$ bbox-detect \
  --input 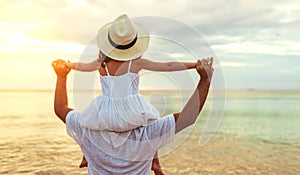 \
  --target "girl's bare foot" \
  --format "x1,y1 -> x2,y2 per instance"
151,158 -> 164,175
79,156 -> 88,168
